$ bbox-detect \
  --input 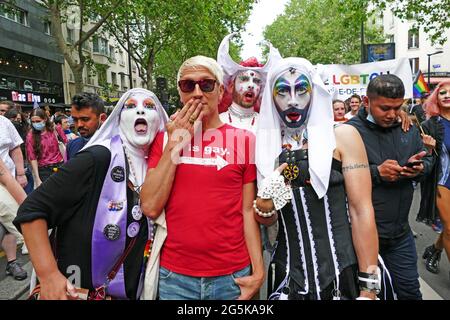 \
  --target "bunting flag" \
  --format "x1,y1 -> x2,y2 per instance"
33,99 -> 40,109
413,71 -> 430,98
